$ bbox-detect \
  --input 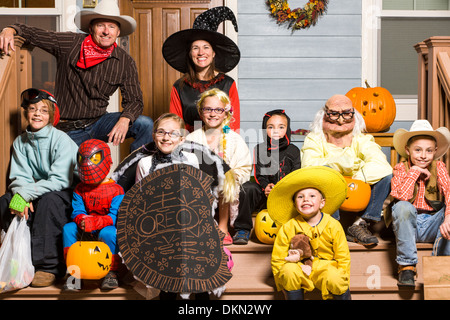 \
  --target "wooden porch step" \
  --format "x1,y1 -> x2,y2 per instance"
0,236 -> 434,300
219,238 -> 433,300
0,279 -> 144,300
